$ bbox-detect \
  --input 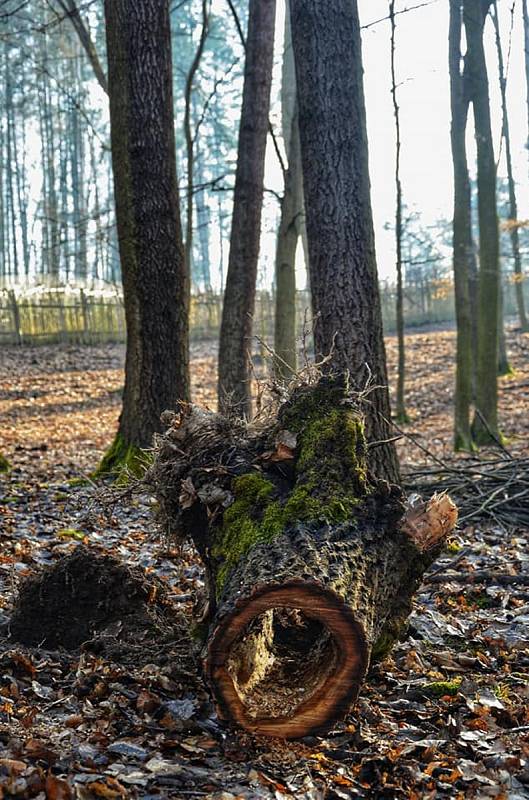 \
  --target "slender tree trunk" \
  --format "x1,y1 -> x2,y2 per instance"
497,278 -> 511,374
194,146 -> 212,290
274,115 -> 301,380
449,0 -> 474,450
464,0 -> 501,445
390,0 -> 408,423
58,0 -> 109,93
493,1 -> 528,332
39,34 -> 61,281
184,0 -> 209,282
0,118 -> 5,279
99,0 -> 189,476
13,88 -> 30,277
274,1 -> 302,380
4,42 -> 19,279
523,0 -> 529,151
70,55 -> 88,282
289,0 -> 400,484
218,0 -> 276,417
